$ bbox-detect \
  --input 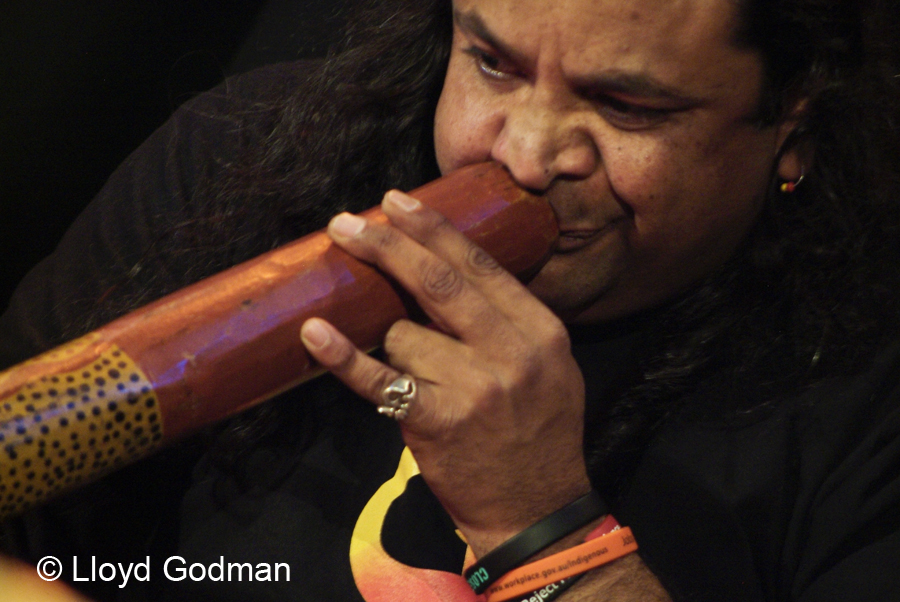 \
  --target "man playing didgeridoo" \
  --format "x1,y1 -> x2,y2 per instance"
2,0 -> 900,600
